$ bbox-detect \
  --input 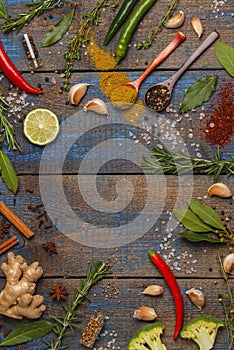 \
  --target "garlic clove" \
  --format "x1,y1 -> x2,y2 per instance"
191,16 -> 203,38
208,183 -> 232,198
133,306 -> 157,321
186,288 -> 205,310
165,10 -> 185,28
68,83 -> 89,105
223,253 -> 234,274
84,98 -> 108,115
142,285 -> 163,296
